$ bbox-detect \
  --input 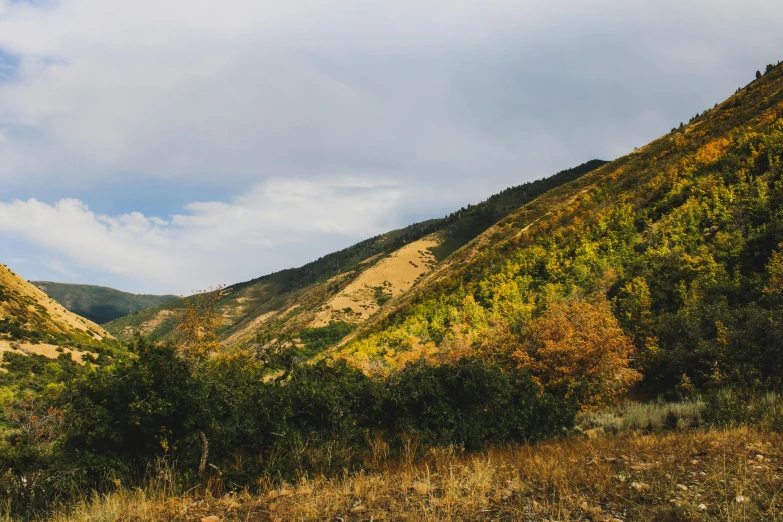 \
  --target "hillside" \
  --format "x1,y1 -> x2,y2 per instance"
104,159 -> 606,347
334,62 -> 783,396
31,281 -> 179,324
0,265 -> 115,362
